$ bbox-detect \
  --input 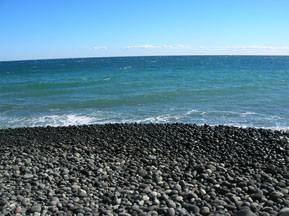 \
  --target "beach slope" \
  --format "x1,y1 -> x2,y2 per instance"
0,124 -> 289,215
